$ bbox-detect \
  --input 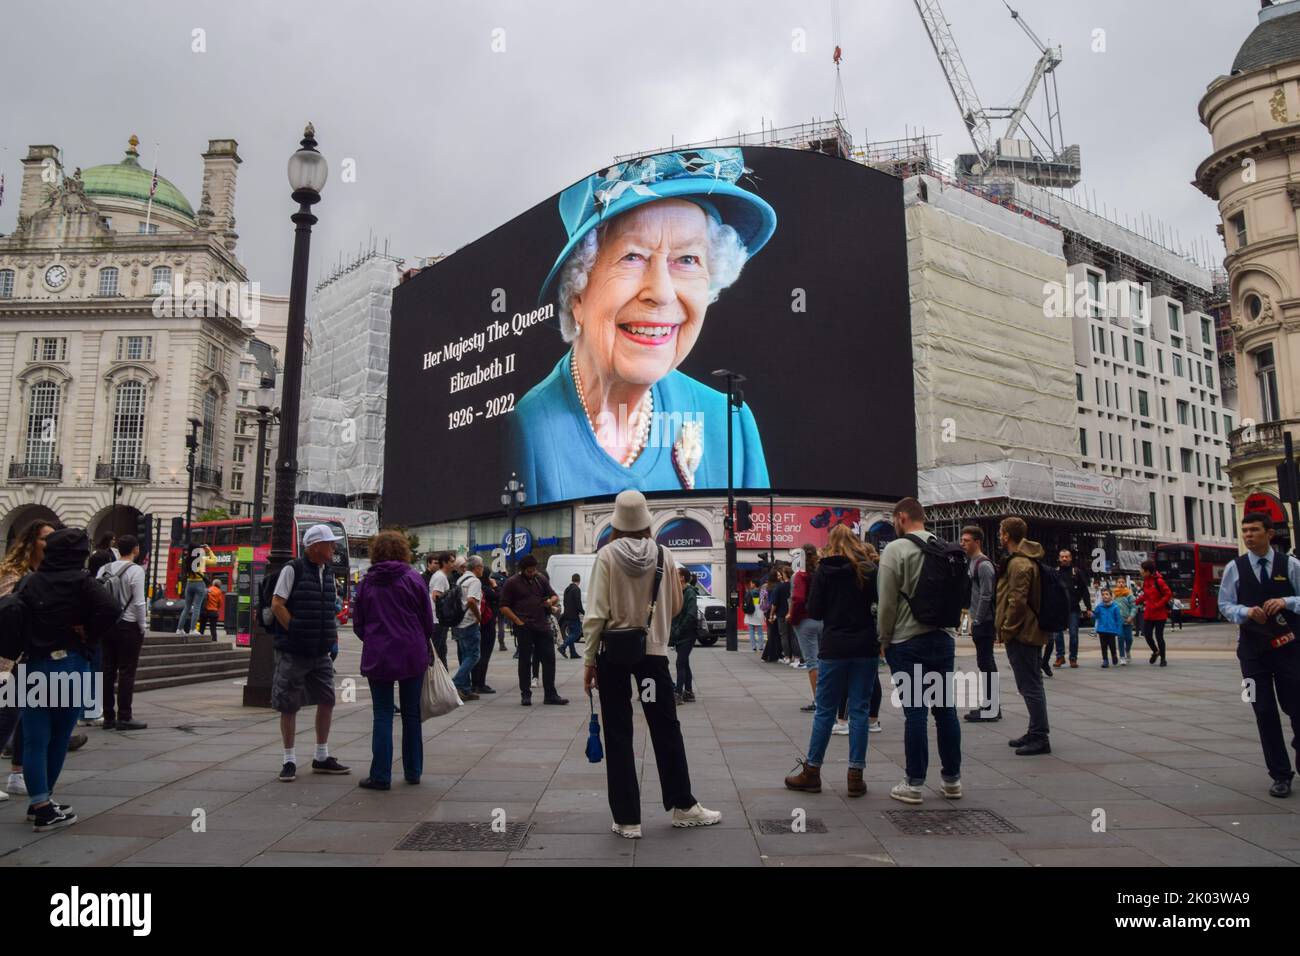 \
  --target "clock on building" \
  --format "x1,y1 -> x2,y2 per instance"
43,264 -> 69,290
